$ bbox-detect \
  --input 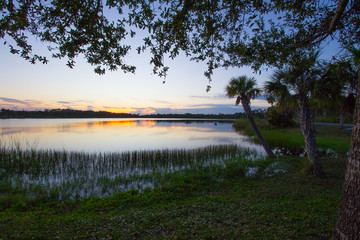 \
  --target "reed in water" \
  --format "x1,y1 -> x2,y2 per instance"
1,139 -> 283,201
